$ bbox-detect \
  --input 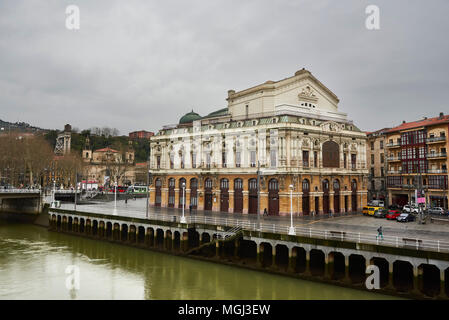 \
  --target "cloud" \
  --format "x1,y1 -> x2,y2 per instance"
0,0 -> 448,134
